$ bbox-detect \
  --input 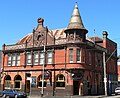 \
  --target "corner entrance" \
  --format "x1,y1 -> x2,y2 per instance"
73,81 -> 79,95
